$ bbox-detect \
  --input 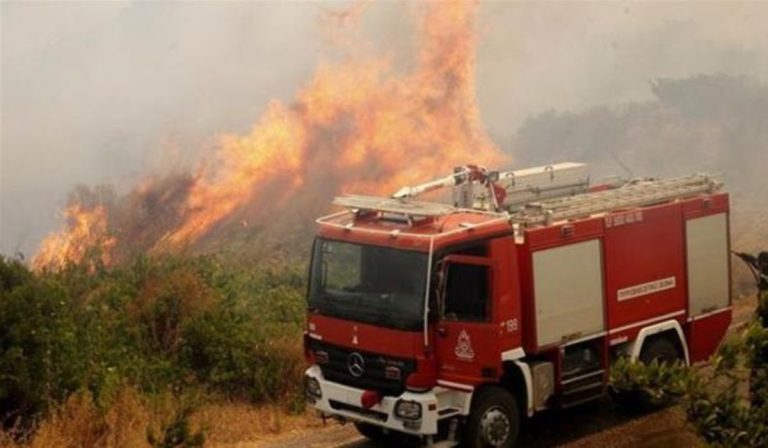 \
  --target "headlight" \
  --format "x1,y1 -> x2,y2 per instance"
305,376 -> 322,399
394,400 -> 422,420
